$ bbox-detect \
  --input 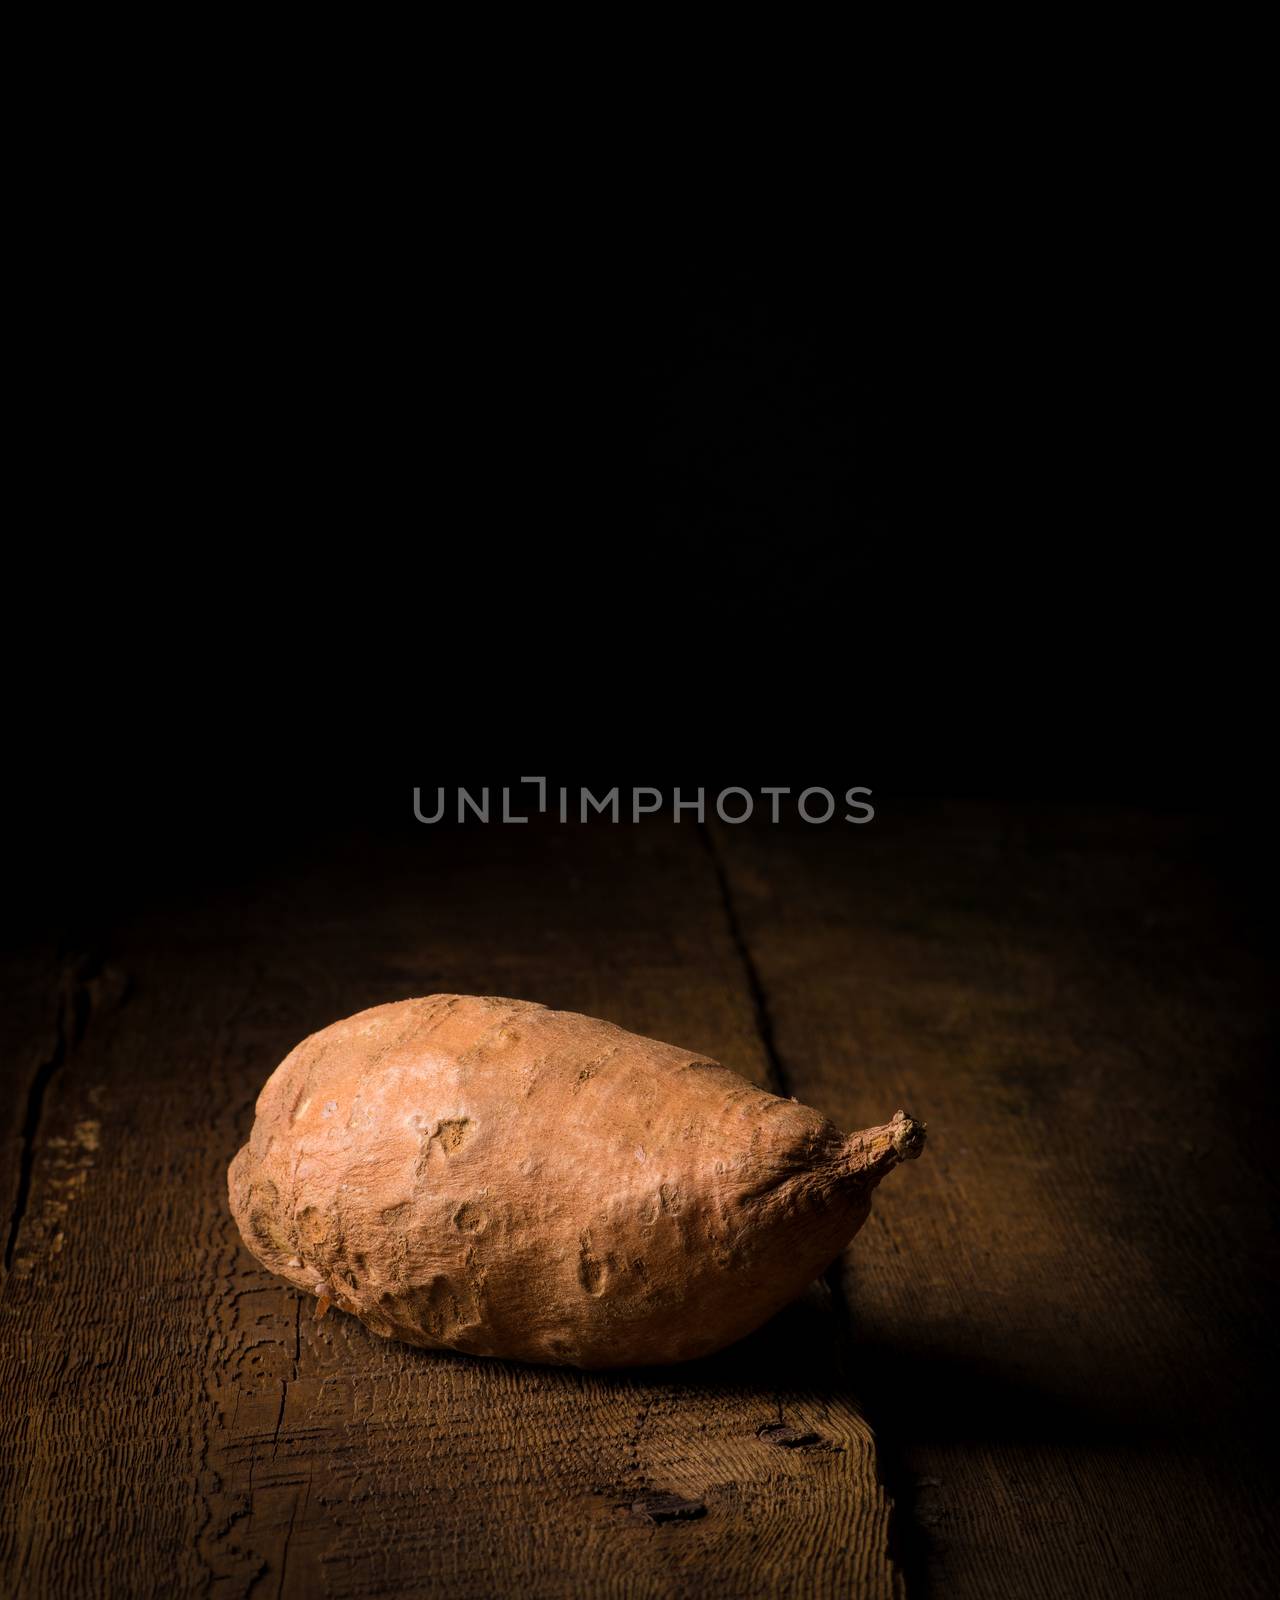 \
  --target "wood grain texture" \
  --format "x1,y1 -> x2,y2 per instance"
0,821 -> 903,1599
711,802 -> 1279,1600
